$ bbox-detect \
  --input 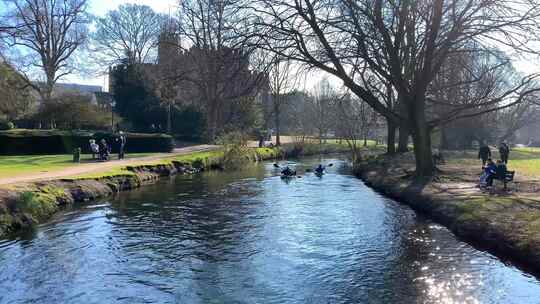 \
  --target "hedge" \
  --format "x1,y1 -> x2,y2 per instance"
0,129 -> 174,155
0,121 -> 15,130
